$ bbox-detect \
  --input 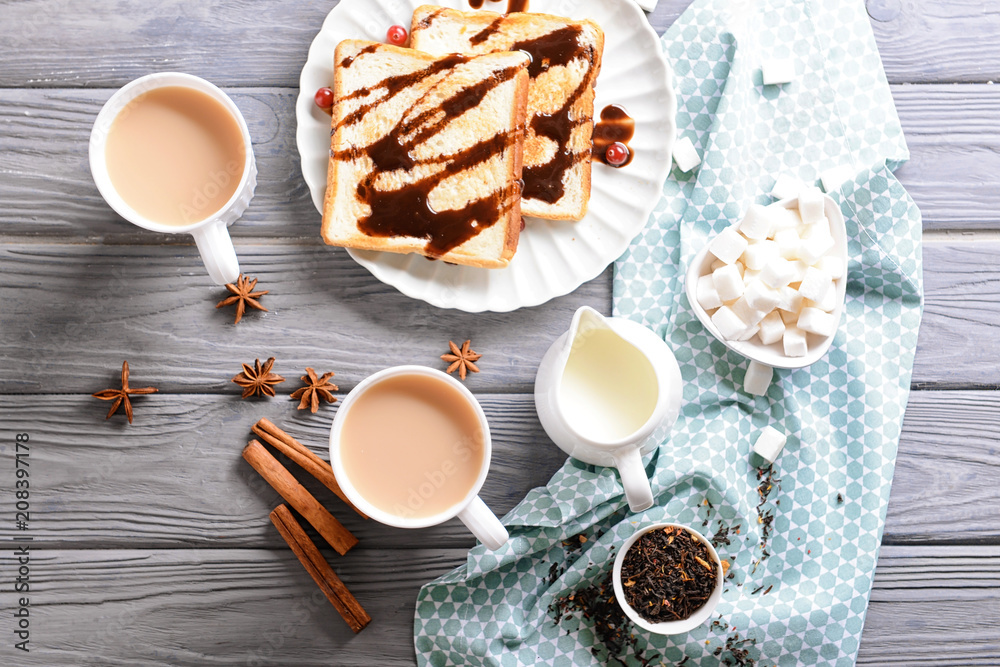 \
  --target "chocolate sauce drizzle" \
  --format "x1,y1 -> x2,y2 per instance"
592,104 -> 635,167
340,43 -> 379,69
331,51 -> 525,256
509,25 -> 596,204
